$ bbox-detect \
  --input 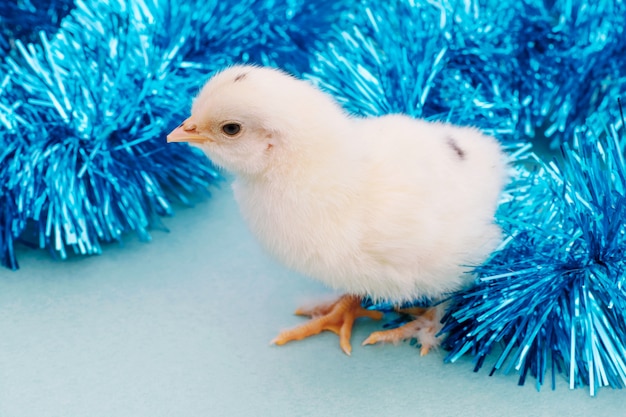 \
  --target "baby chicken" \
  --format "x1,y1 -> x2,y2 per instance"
168,65 -> 508,355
